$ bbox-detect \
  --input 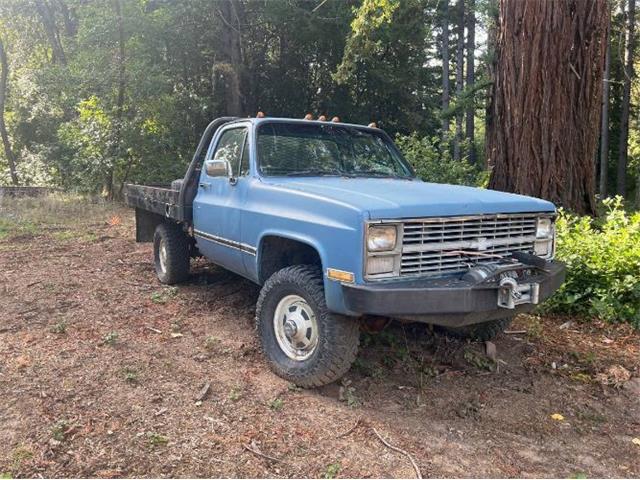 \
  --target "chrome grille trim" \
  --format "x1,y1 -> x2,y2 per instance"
400,213 -> 540,277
